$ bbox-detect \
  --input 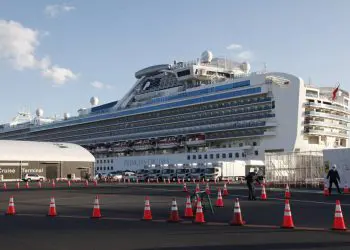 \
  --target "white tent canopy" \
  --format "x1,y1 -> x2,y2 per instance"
0,140 -> 95,162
